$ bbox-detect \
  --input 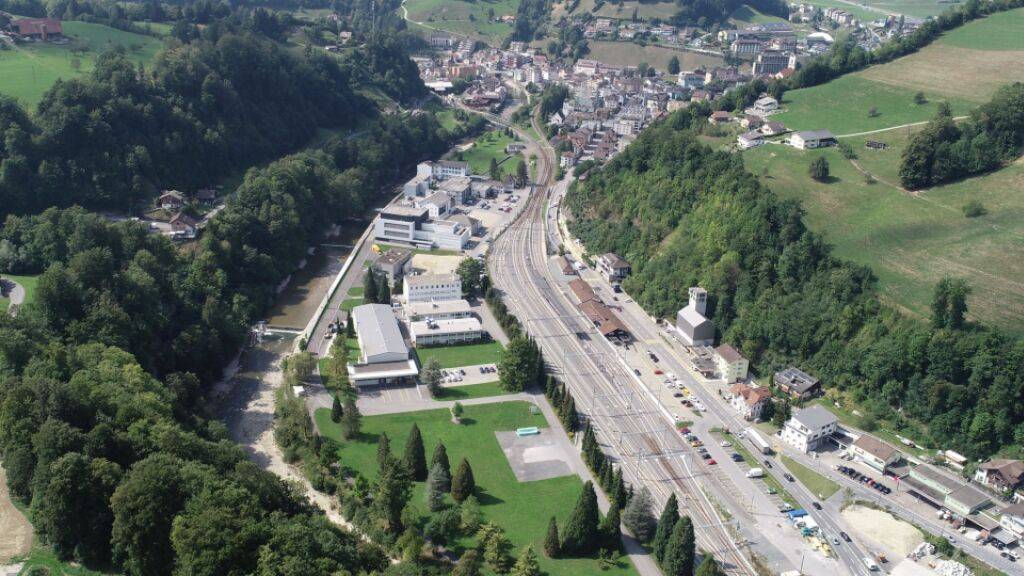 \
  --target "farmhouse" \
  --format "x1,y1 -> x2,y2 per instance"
169,213 -> 198,239
790,129 -> 836,149
13,18 -> 63,40
347,304 -> 419,386
709,111 -> 733,125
